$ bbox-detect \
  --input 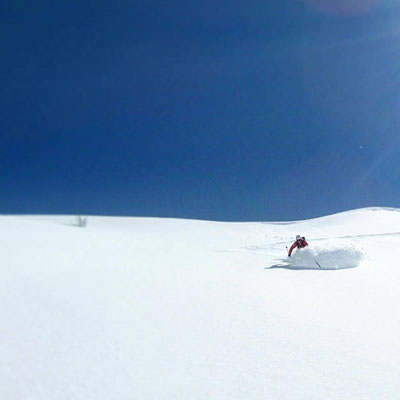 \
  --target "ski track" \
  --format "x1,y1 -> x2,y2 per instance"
235,230 -> 400,257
